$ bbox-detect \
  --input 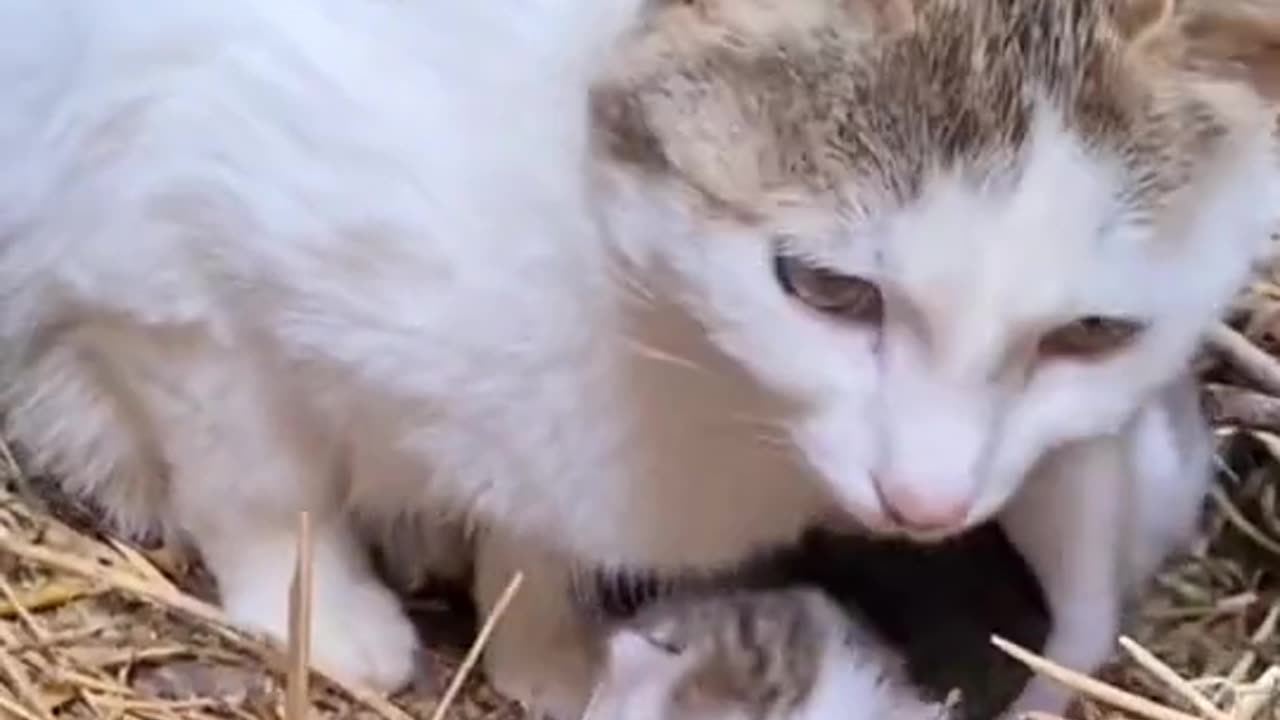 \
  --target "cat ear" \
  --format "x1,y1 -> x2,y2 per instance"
590,0 -> 914,176
1113,0 -> 1176,48
588,46 -> 765,217
589,84 -> 671,177
1118,0 -> 1280,103
1177,0 -> 1280,102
